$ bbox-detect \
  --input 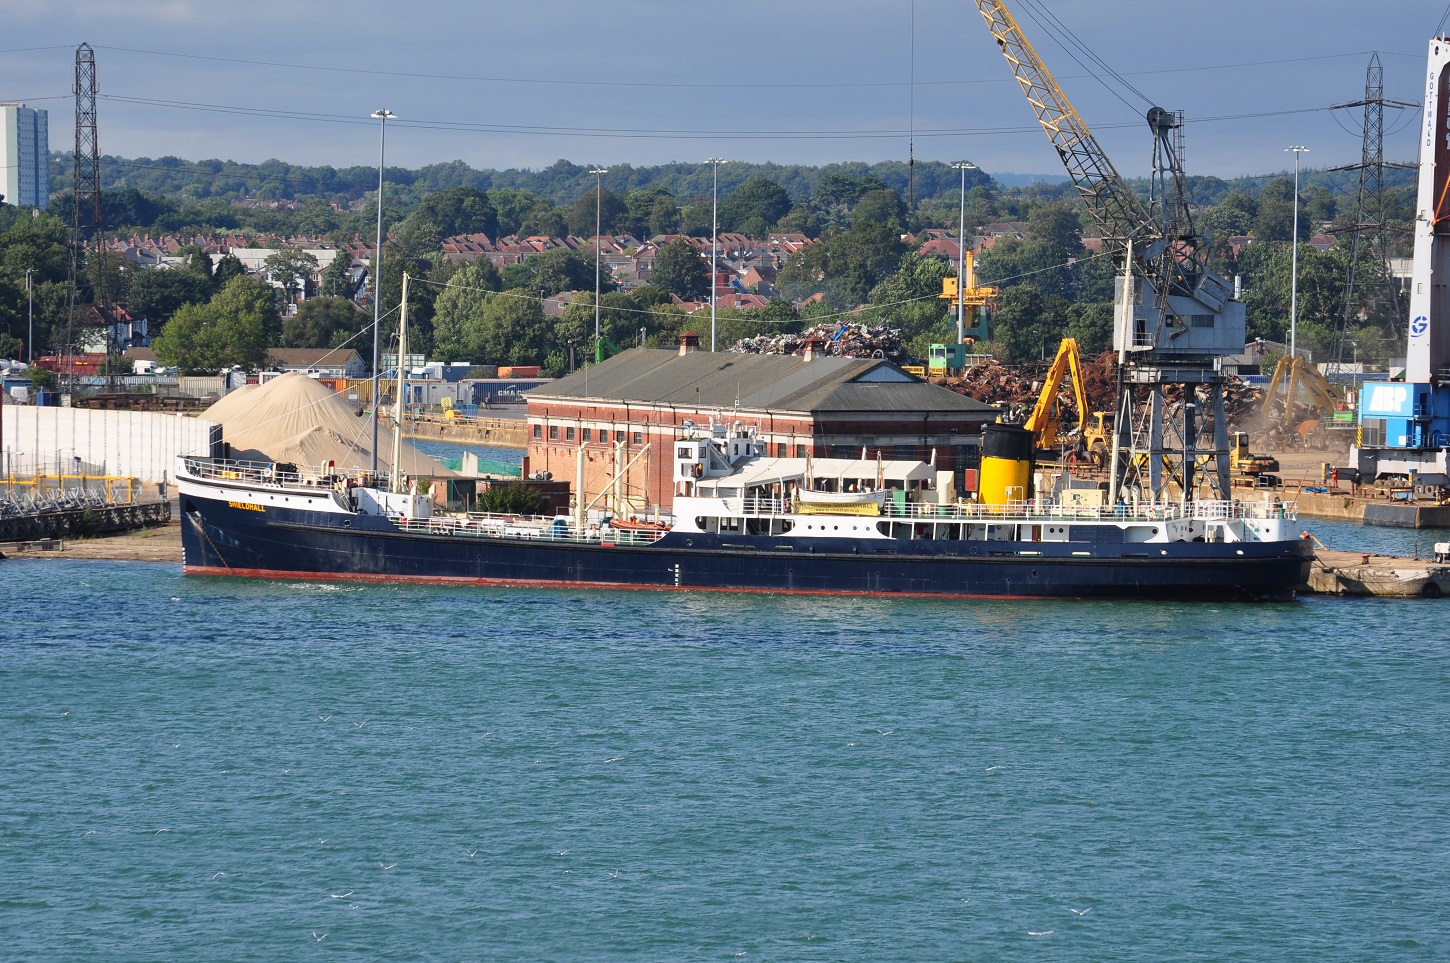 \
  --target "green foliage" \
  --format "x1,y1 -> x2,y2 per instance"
988,284 -> 1070,364
430,261 -> 502,361
478,481 -> 545,516
648,239 -> 709,299
568,188 -> 629,238
321,253 -> 356,299
128,268 -> 214,331
863,252 -> 952,347
151,277 -> 272,374
212,253 -> 248,290
27,365 -> 56,390
504,248 -> 611,299
283,296 -> 364,348
263,248 -> 319,308
851,188 -> 906,232
413,186 -> 498,239
718,177 -> 791,236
